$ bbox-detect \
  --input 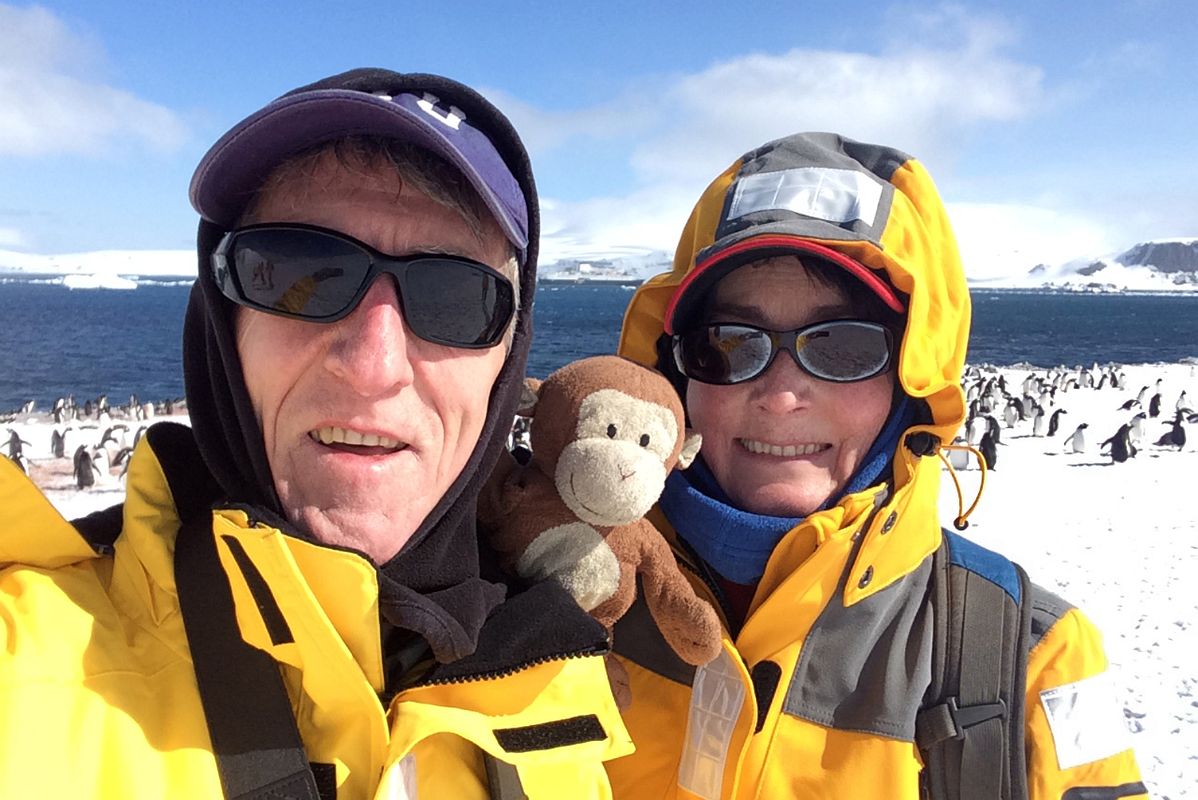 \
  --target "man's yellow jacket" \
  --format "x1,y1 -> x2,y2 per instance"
0,426 -> 632,798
